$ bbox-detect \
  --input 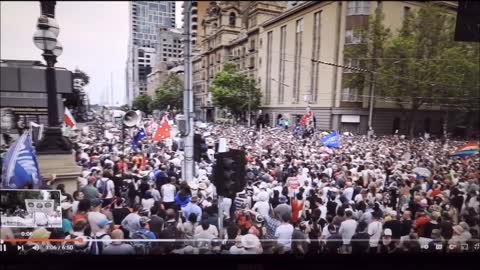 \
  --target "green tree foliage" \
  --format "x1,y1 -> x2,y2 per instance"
210,62 -> 262,120
73,68 -> 90,85
149,73 -> 183,112
343,5 -> 391,92
376,3 -> 480,136
132,94 -> 152,114
346,3 -> 480,137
